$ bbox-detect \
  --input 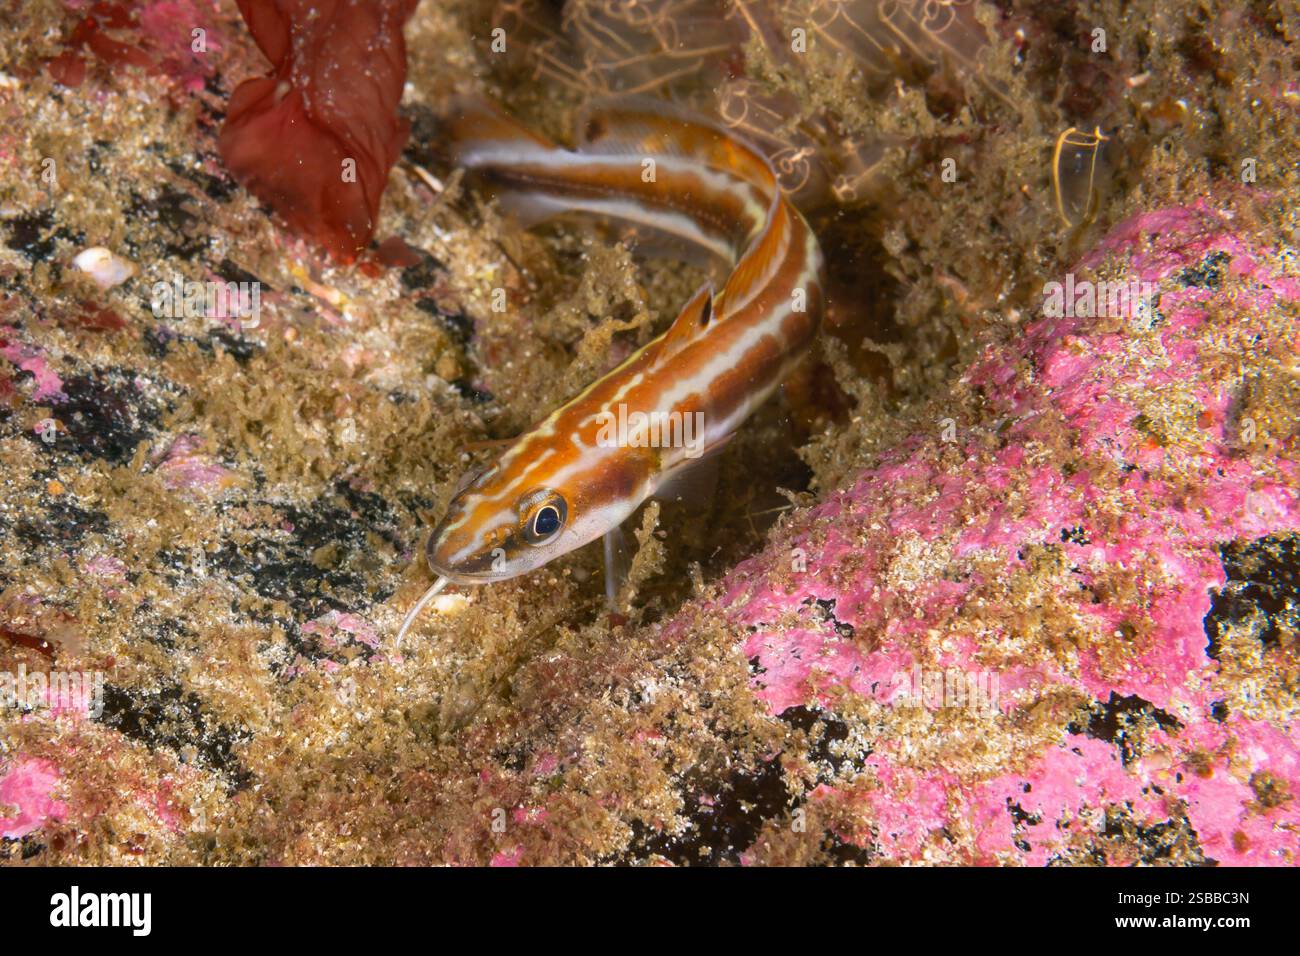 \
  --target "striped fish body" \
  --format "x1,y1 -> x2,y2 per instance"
424,98 -> 825,586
